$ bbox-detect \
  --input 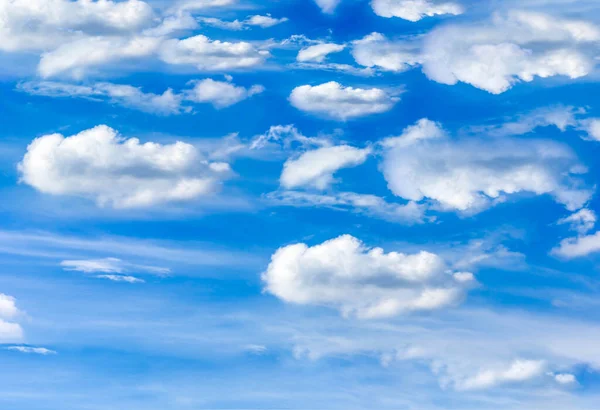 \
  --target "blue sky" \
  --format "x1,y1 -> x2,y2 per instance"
2,0 -> 600,409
